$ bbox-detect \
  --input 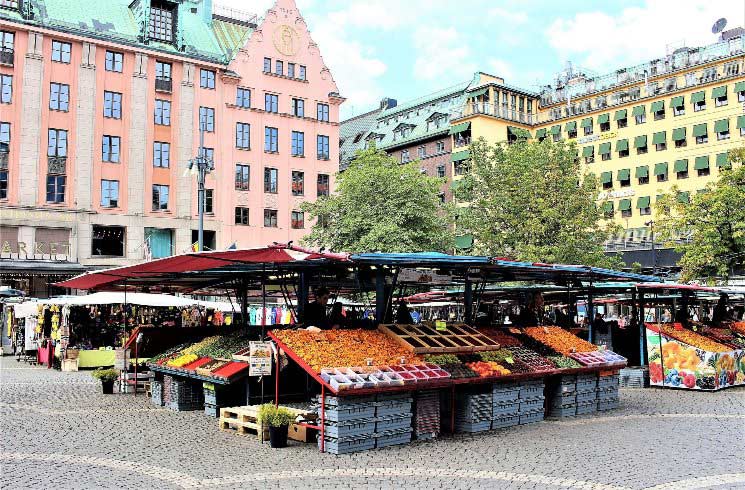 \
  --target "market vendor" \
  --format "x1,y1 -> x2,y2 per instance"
712,294 -> 731,324
513,292 -> 545,327
301,287 -> 331,329
395,299 -> 414,324
329,302 -> 347,329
